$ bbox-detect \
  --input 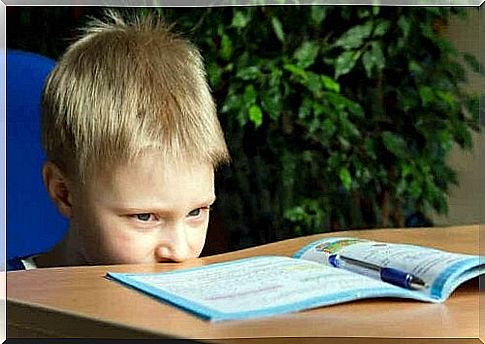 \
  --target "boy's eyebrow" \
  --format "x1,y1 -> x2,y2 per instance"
113,196 -> 217,213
